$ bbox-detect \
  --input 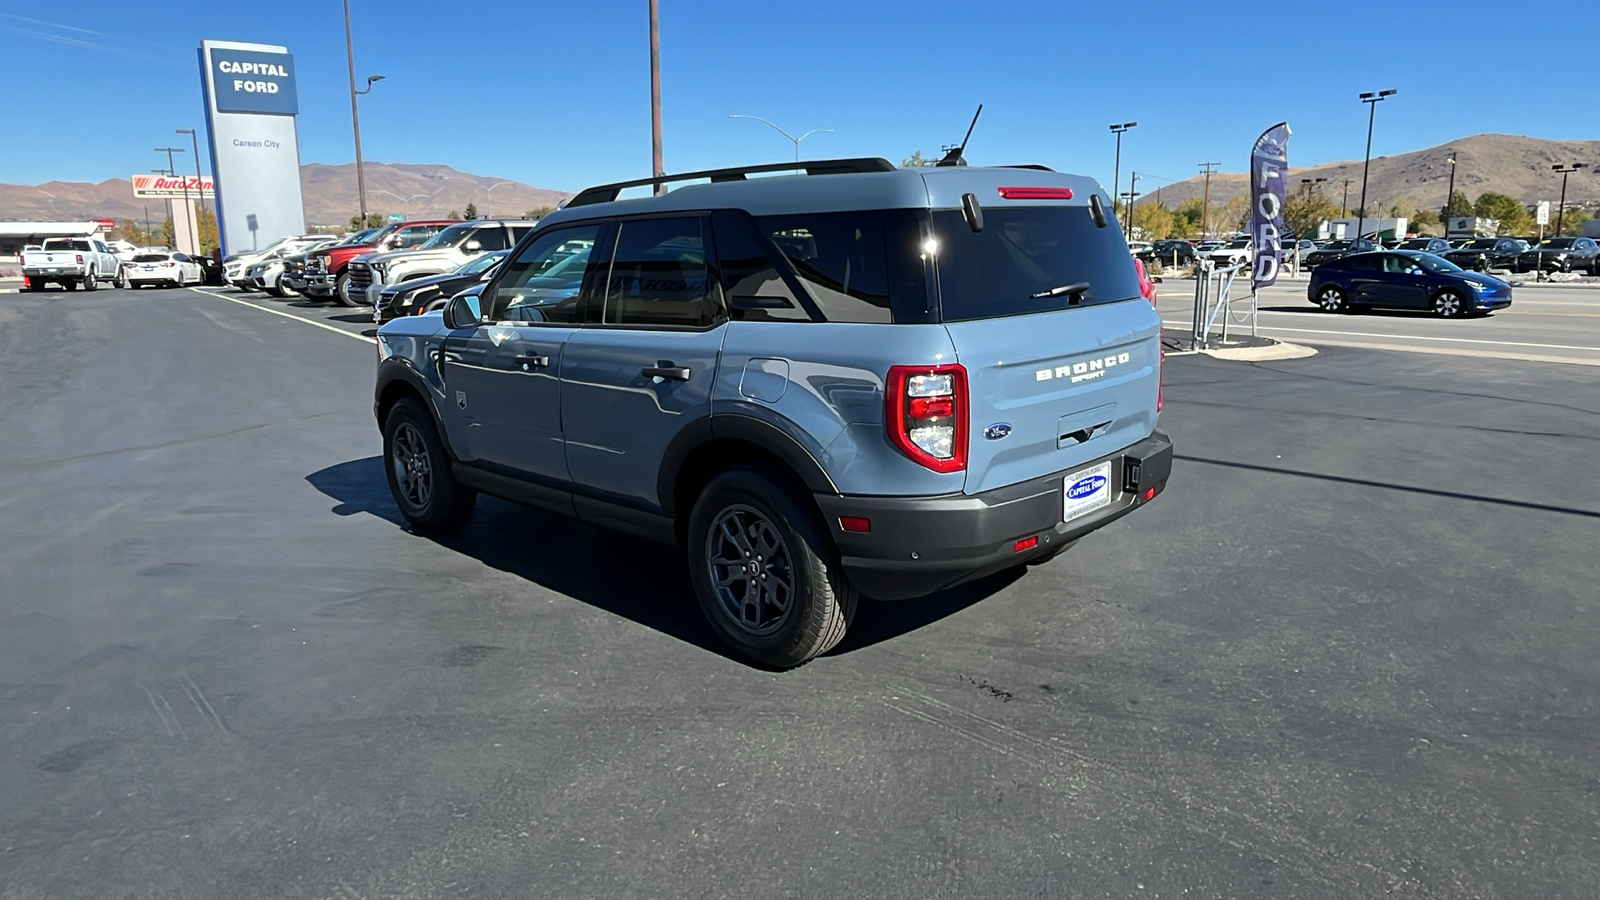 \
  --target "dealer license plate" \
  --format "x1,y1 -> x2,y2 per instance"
1062,461 -> 1113,524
